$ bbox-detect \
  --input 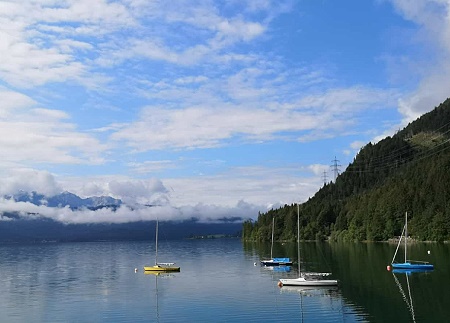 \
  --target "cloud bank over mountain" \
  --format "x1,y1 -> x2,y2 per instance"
0,171 -> 260,224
